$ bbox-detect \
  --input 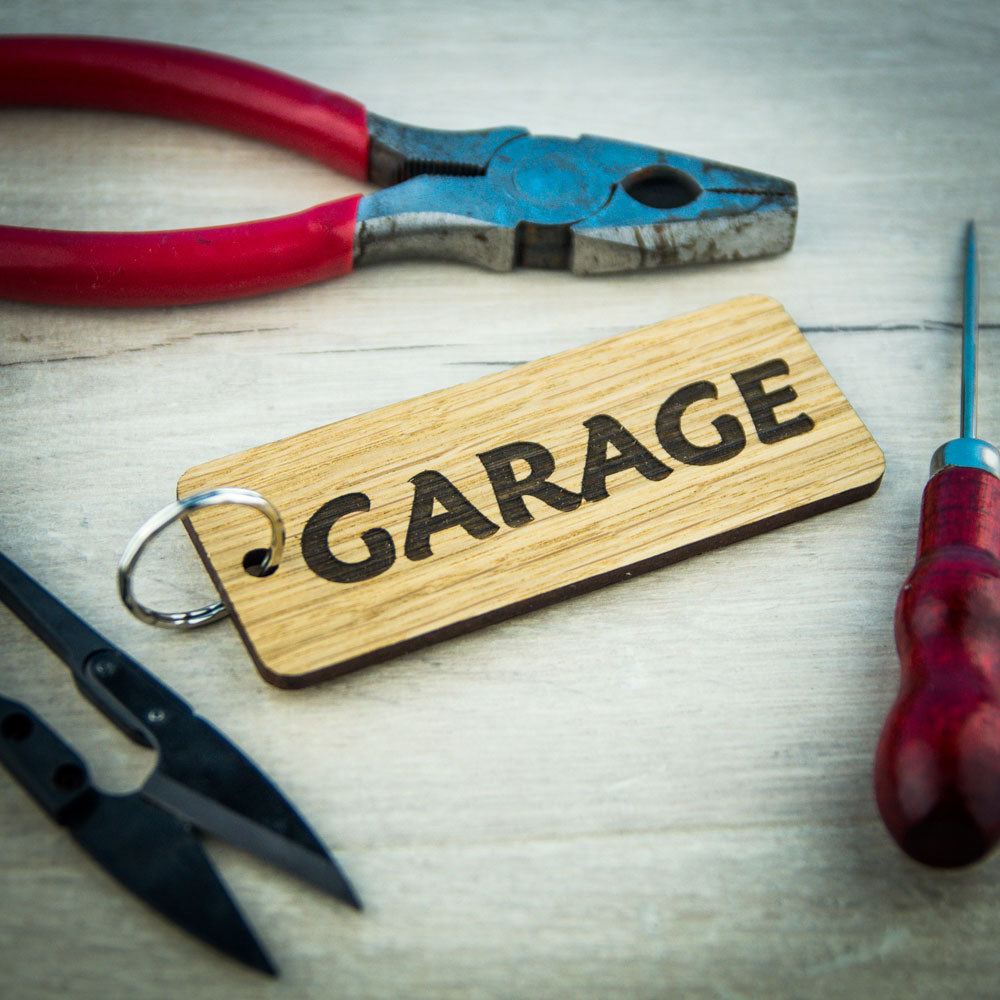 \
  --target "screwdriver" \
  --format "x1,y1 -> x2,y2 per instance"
874,222 -> 1000,868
